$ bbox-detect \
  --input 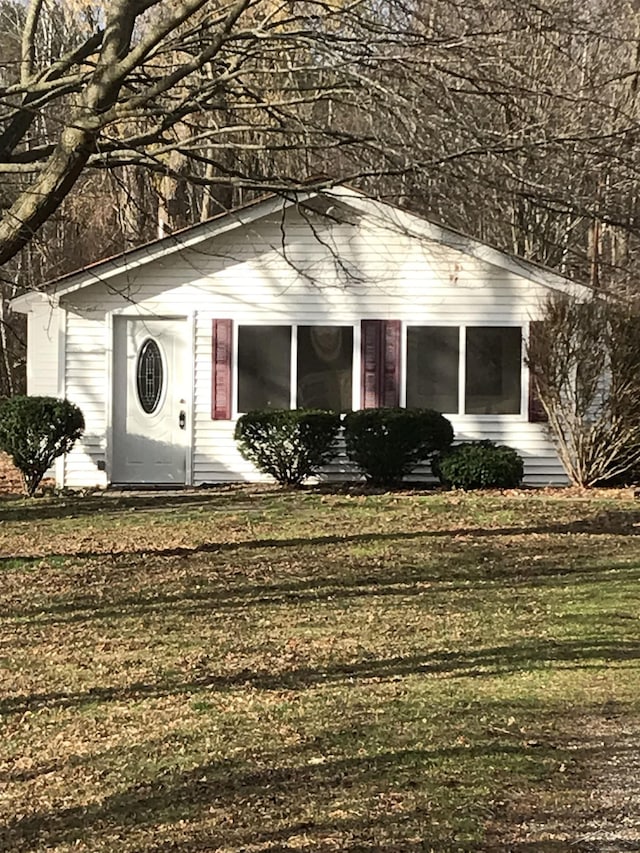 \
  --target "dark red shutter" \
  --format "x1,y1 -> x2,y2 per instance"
361,320 -> 401,408
381,320 -> 401,407
528,320 -> 548,423
212,319 -> 233,420
361,320 -> 382,408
